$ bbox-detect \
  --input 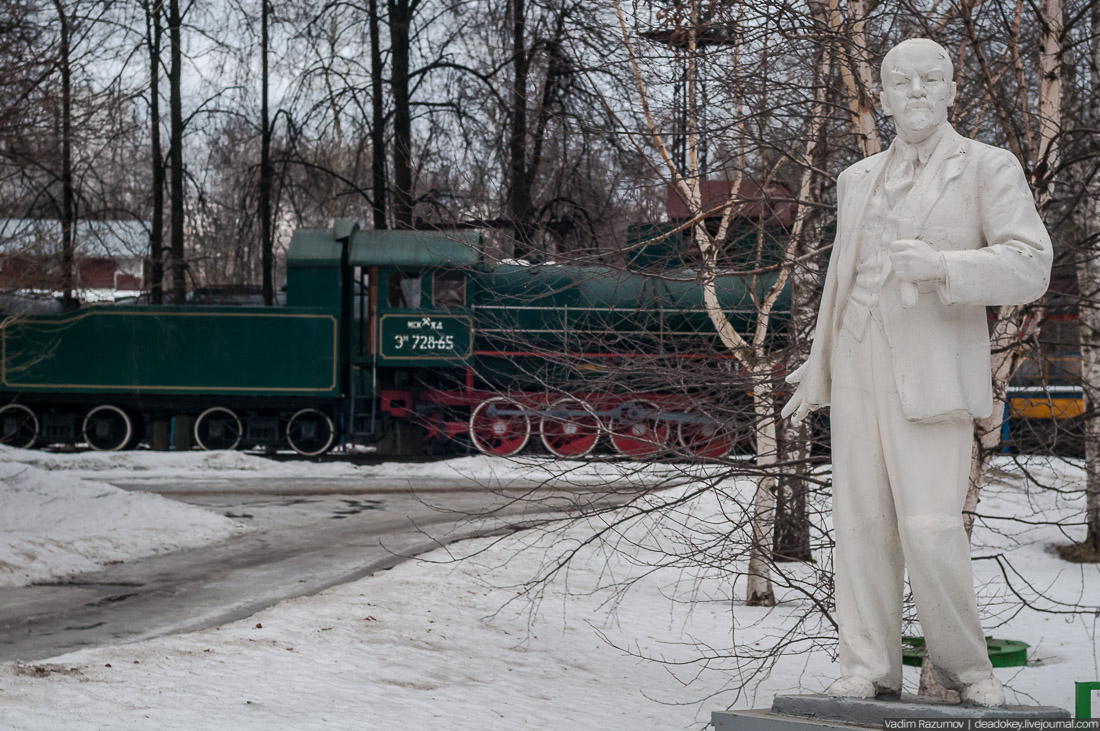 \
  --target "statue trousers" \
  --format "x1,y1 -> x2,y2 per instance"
830,312 -> 993,690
